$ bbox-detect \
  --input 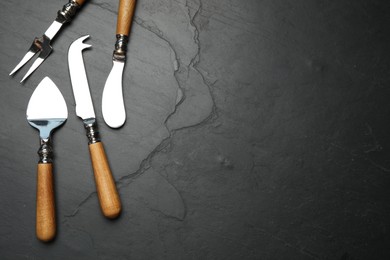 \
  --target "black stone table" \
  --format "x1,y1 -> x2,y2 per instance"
1,0 -> 389,259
